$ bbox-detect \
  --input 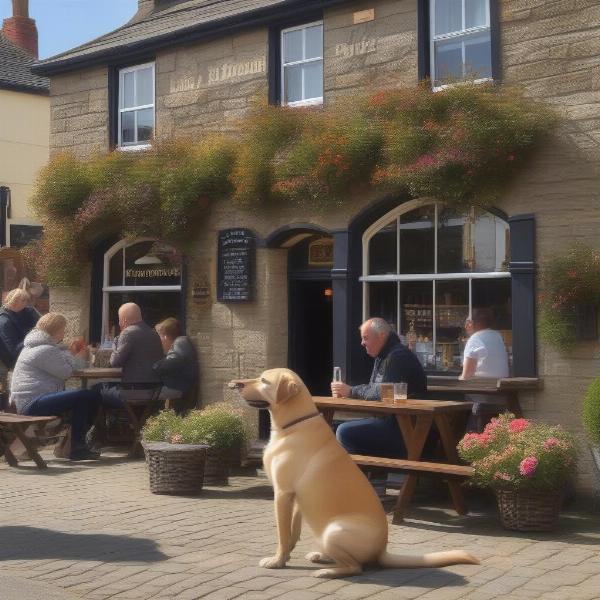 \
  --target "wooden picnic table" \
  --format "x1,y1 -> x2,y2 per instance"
313,396 -> 473,523
72,367 -> 122,389
0,413 -> 58,469
426,376 -> 541,418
